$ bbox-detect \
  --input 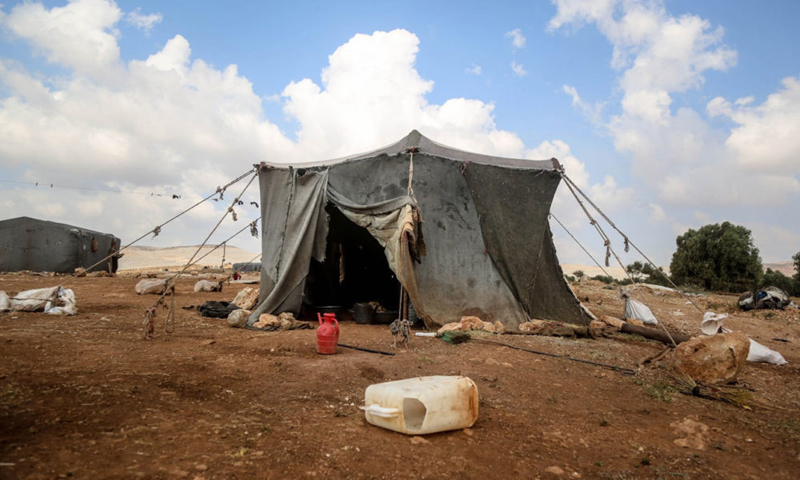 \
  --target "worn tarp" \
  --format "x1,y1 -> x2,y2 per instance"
249,169 -> 329,324
251,130 -> 591,330
464,164 -> 591,323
